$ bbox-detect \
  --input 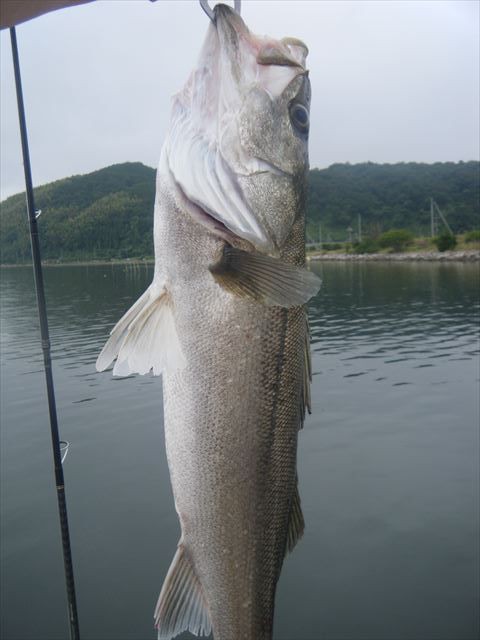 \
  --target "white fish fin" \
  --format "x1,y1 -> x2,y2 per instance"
286,478 -> 305,554
154,544 -> 212,640
300,310 -> 312,425
95,283 -> 185,377
95,288 -> 151,373
209,246 -> 322,308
